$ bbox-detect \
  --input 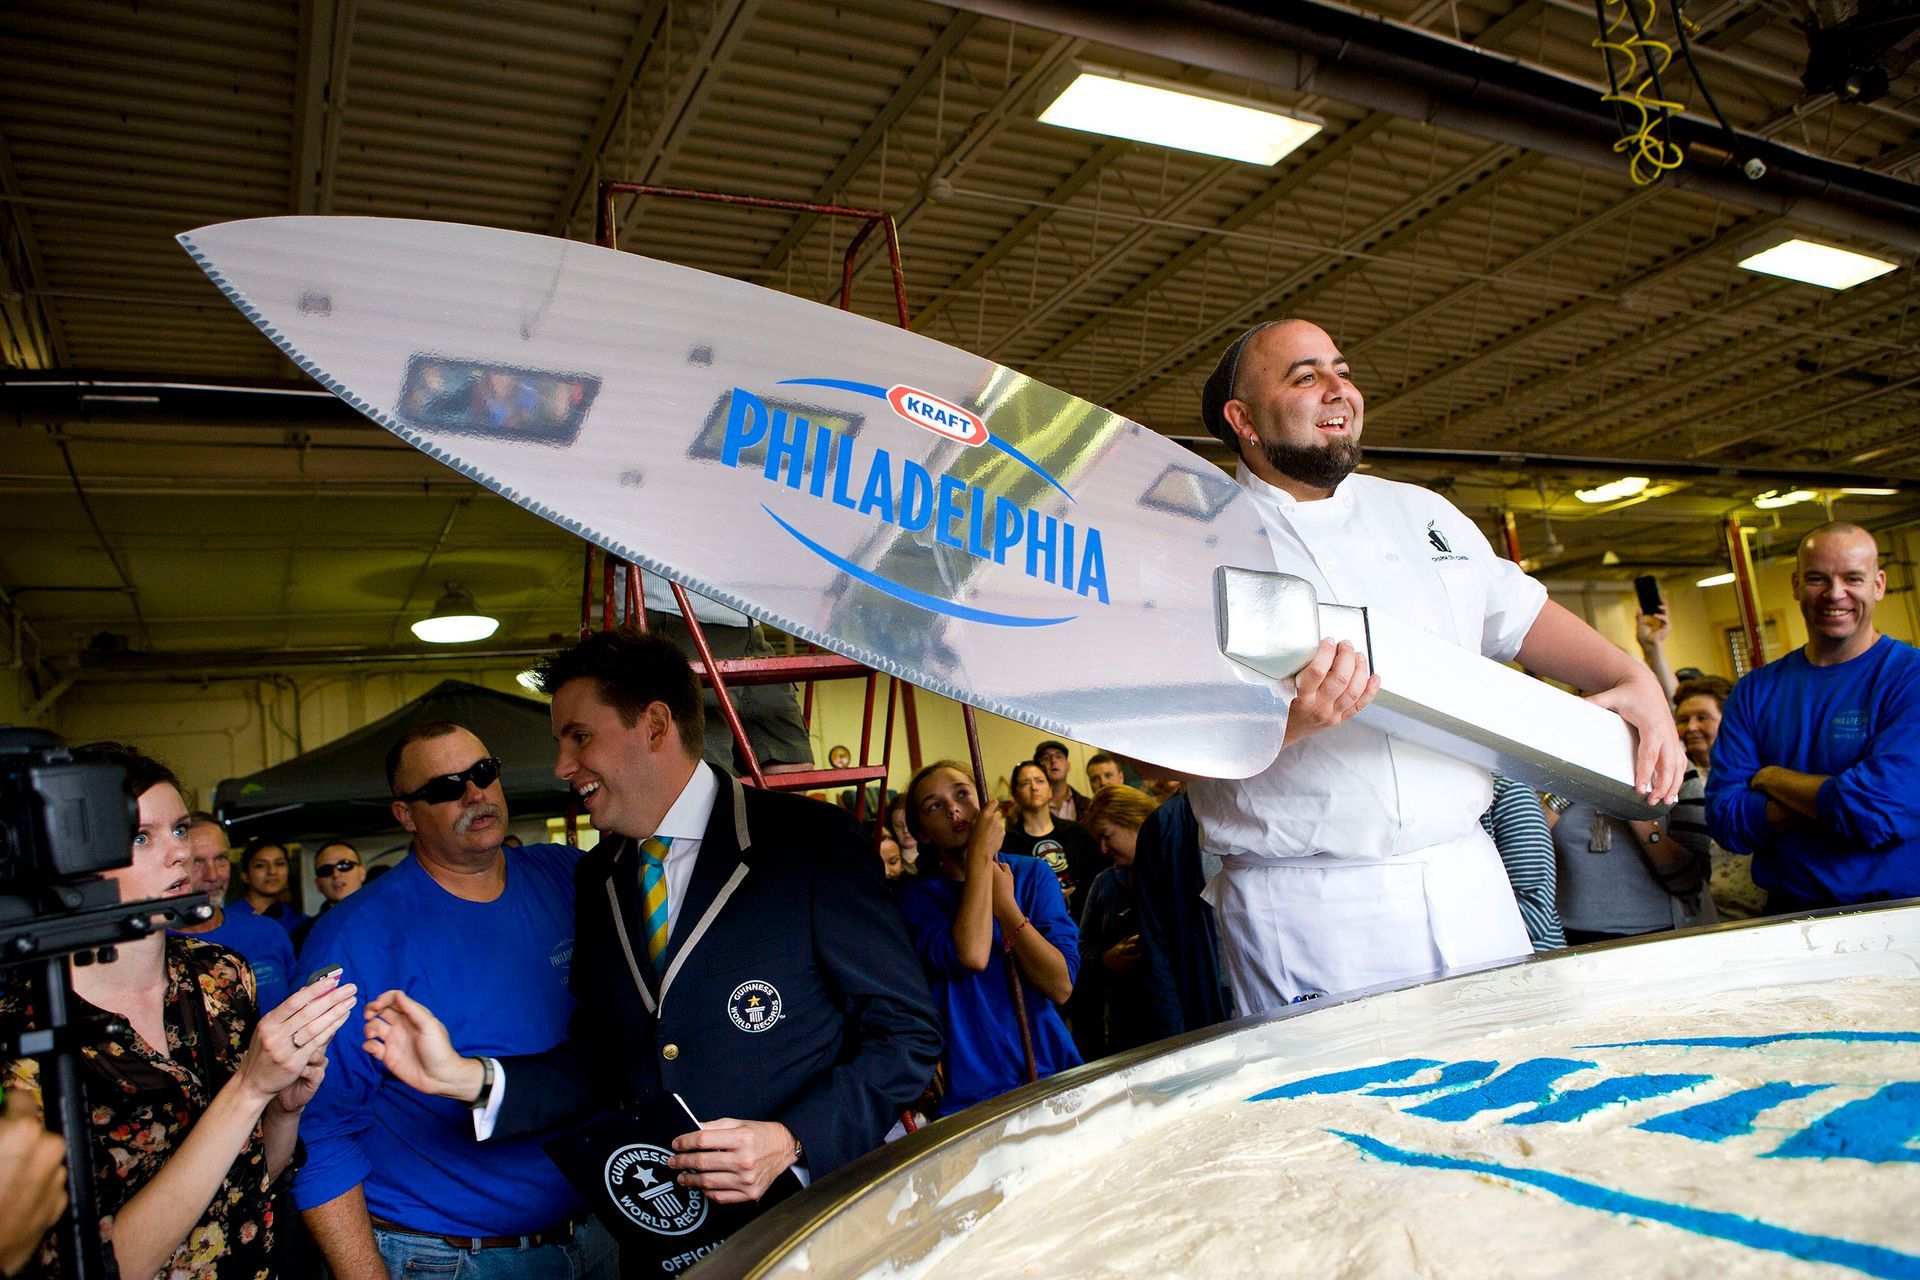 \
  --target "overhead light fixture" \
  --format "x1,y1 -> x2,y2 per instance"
1696,572 -> 1737,587
1037,69 -> 1322,166
515,669 -> 542,694
1839,486 -> 1899,496
1753,488 -> 1818,509
411,581 -> 499,644
1575,476 -> 1651,504
1737,238 -> 1898,290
